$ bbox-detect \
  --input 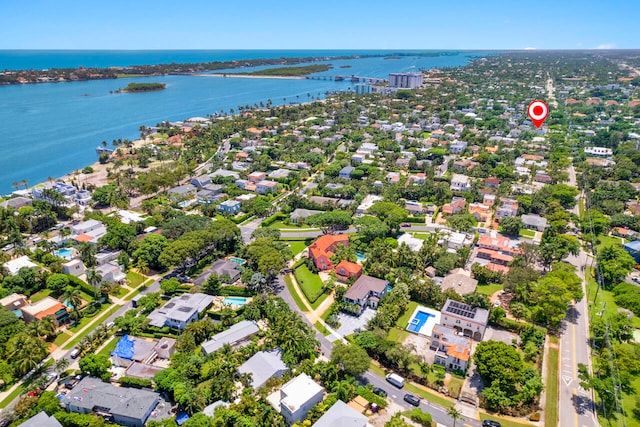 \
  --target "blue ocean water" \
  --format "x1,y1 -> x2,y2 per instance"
0,50 -> 493,194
